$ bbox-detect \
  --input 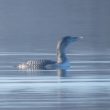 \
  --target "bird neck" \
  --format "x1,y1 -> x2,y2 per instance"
56,41 -> 68,64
